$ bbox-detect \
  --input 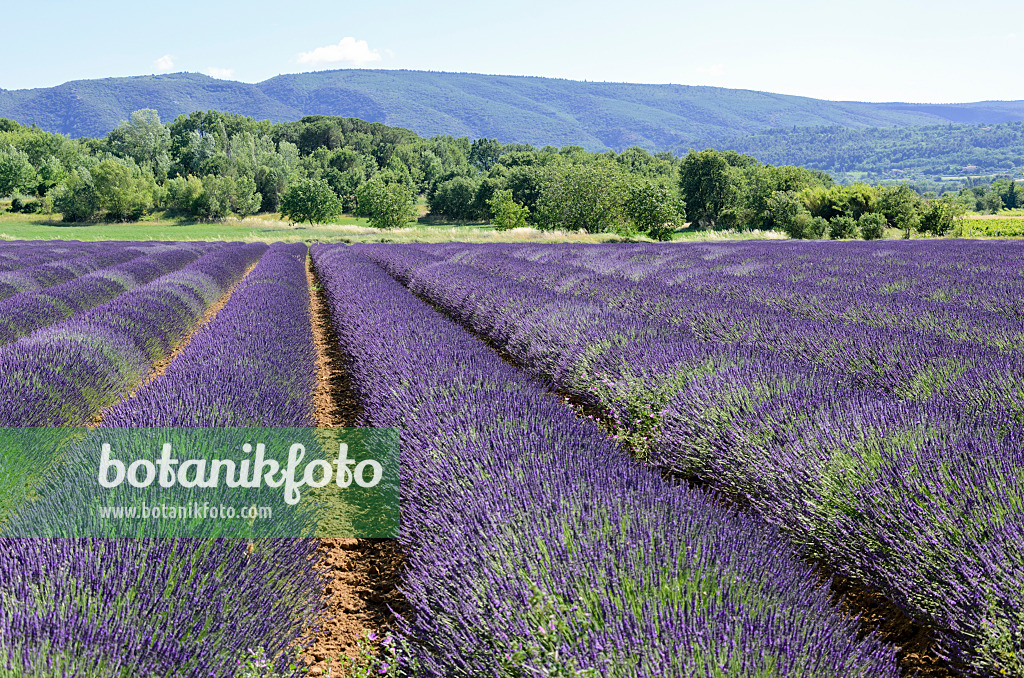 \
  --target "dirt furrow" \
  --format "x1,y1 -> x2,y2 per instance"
303,253 -> 406,676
